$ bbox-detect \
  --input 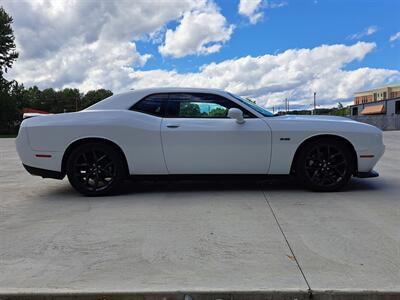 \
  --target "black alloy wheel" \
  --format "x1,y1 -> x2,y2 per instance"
296,138 -> 353,191
66,143 -> 126,196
